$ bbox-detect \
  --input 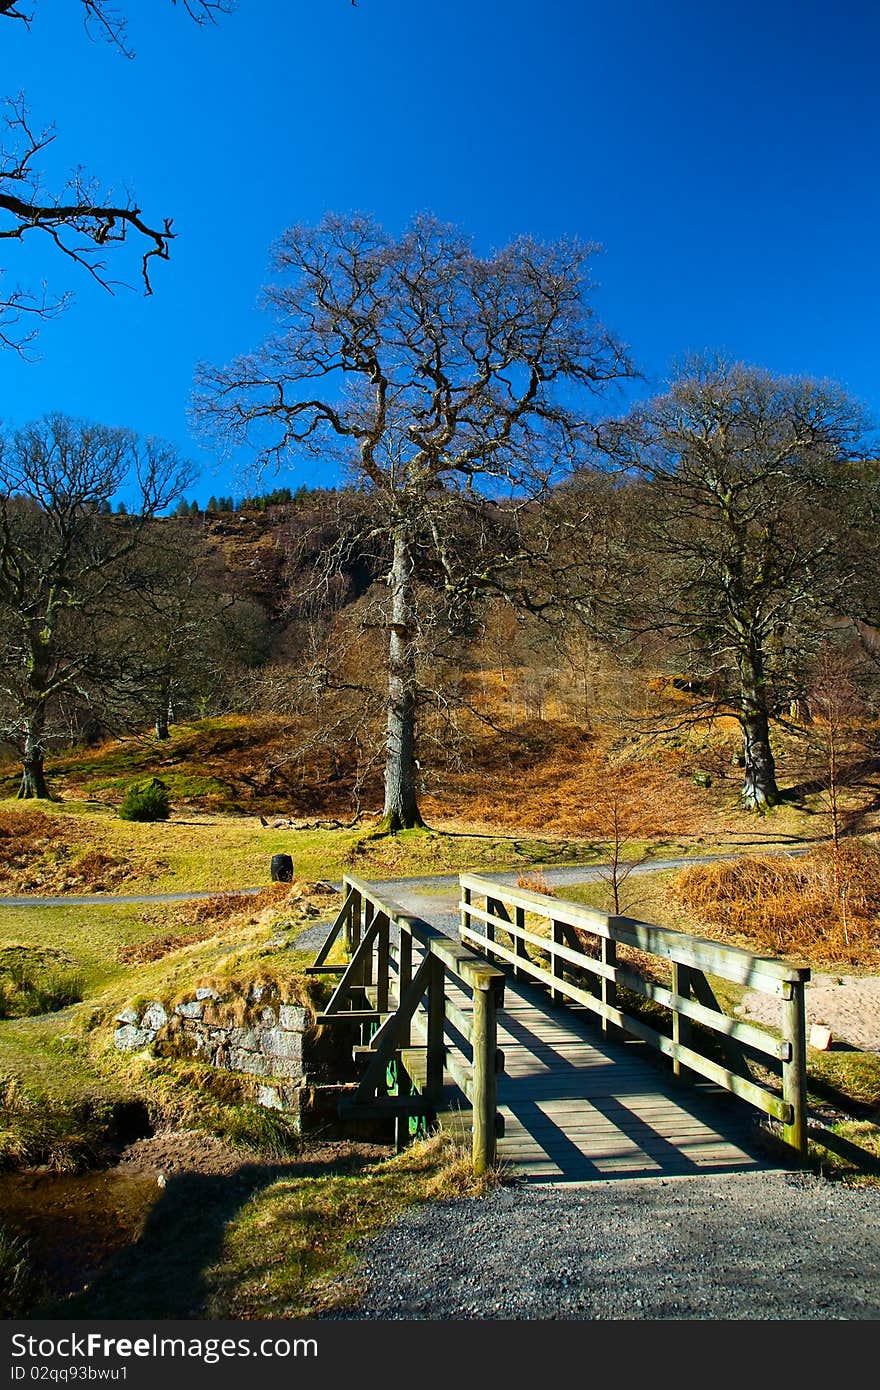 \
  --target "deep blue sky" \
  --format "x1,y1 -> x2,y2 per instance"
4,0 -> 879,505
